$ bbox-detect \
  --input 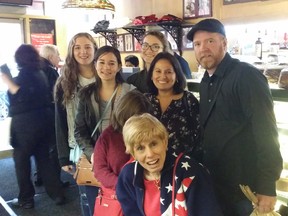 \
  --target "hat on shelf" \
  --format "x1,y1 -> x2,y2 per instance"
187,18 -> 226,41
